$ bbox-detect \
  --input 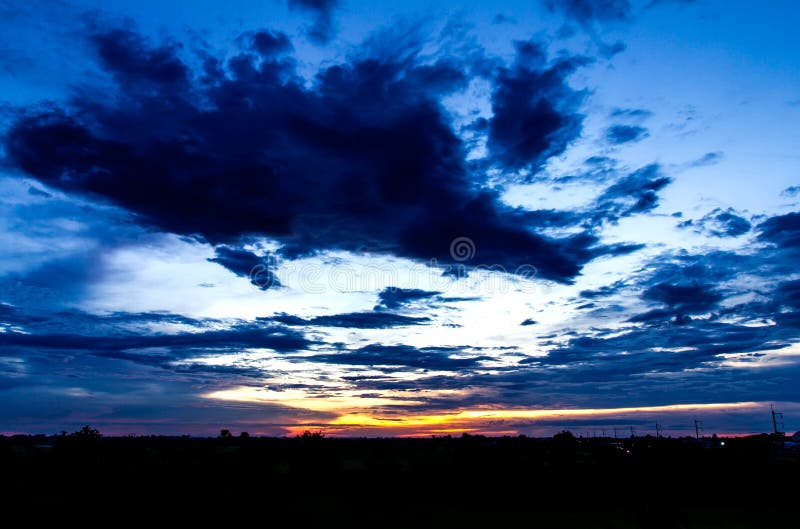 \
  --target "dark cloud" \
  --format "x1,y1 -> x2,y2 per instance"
543,0 -> 631,25
531,319 -> 787,375
375,287 -> 439,310
288,0 -> 338,44
520,318 -> 537,326
609,108 -> 652,119
487,40 -> 588,173
626,309 -> 690,325
208,246 -> 281,290
507,165 -> 673,233
585,155 -> 614,165
308,344 -> 486,370
677,208 -> 751,238
579,280 -> 626,299
617,250 -> 747,325
271,311 -> 430,329
781,186 -> 800,198
600,242 -> 646,256
606,124 -> 648,144
0,303 -> 206,335
513,208 -> 584,228
539,154 -> 619,185
774,280 -> 800,311
2,26 -> 637,283
519,164 -> 670,228
0,303 -> 25,330
642,282 -> 722,312
648,250 -> 748,284
247,30 -> 293,56
592,164 -> 672,223
542,1 -> 630,61
0,323 -> 310,354
91,28 -> 190,90
757,212 -> 800,251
